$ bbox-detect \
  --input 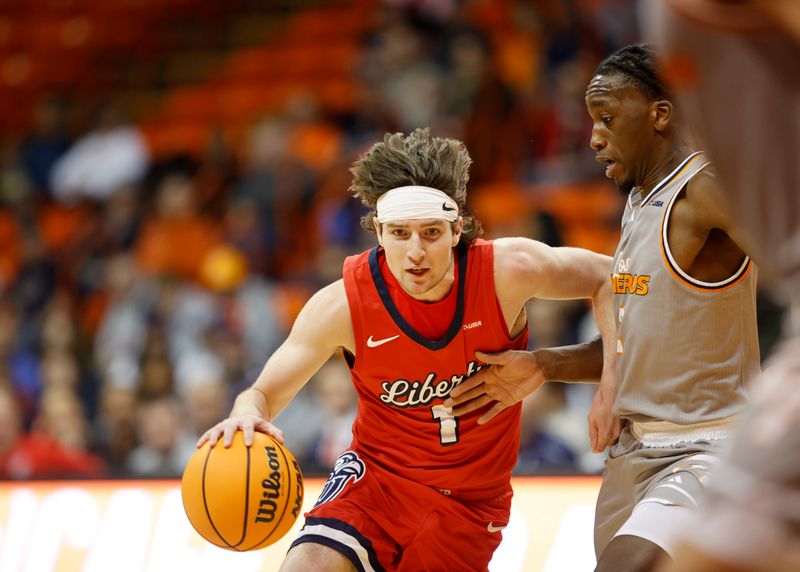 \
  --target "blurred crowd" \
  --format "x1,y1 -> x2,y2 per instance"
0,0 -> 783,481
